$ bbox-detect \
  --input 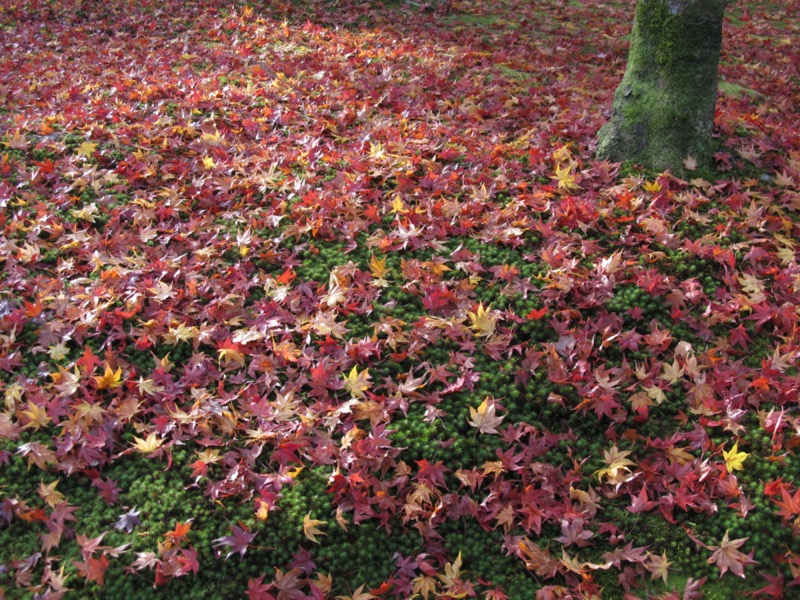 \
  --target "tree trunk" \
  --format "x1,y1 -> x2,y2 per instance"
596,0 -> 729,172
